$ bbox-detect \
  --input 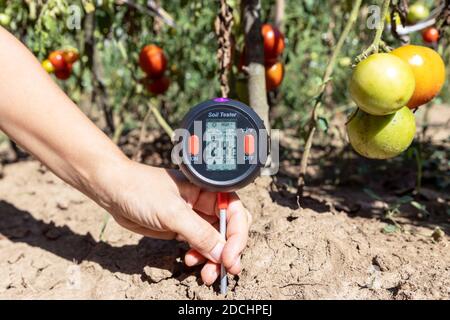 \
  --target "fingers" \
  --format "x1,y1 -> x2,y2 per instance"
167,201 -> 225,264
222,193 -> 250,273
200,261 -> 220,286
184,248 -> 207,267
